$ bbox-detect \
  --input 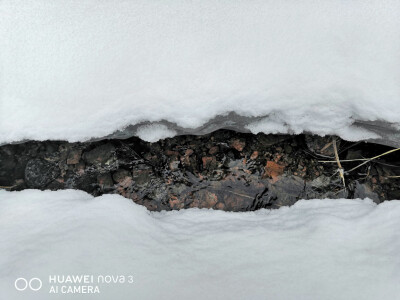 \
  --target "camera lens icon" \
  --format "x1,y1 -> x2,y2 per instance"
15,278 -> 42,291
